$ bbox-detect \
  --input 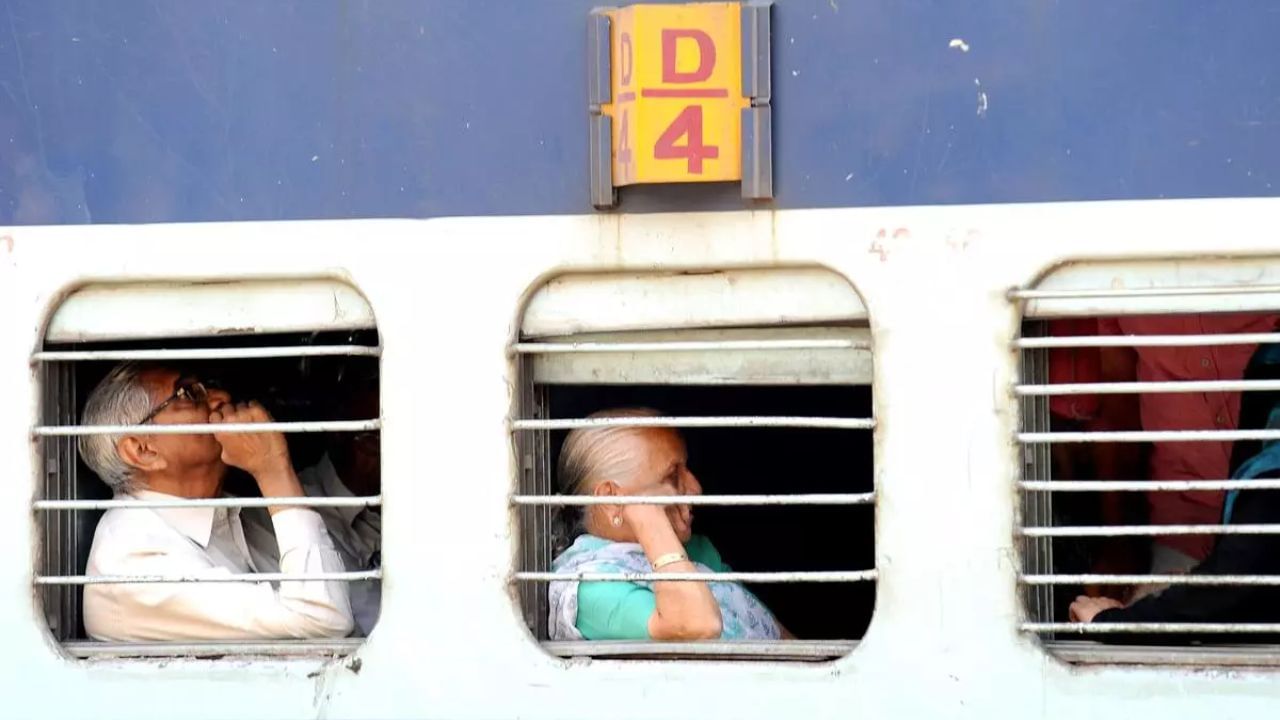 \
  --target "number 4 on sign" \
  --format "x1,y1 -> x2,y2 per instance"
617,109 -> 633,181
654,105 -> 719,174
